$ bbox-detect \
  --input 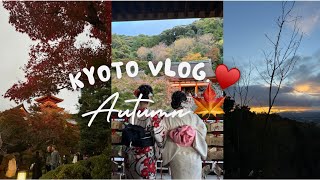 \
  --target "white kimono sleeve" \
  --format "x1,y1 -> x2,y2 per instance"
153,116 -> 168,159
192,116 -> 208,160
